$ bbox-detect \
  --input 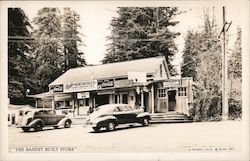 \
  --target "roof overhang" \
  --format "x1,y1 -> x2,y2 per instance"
27,92 -> 54,99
